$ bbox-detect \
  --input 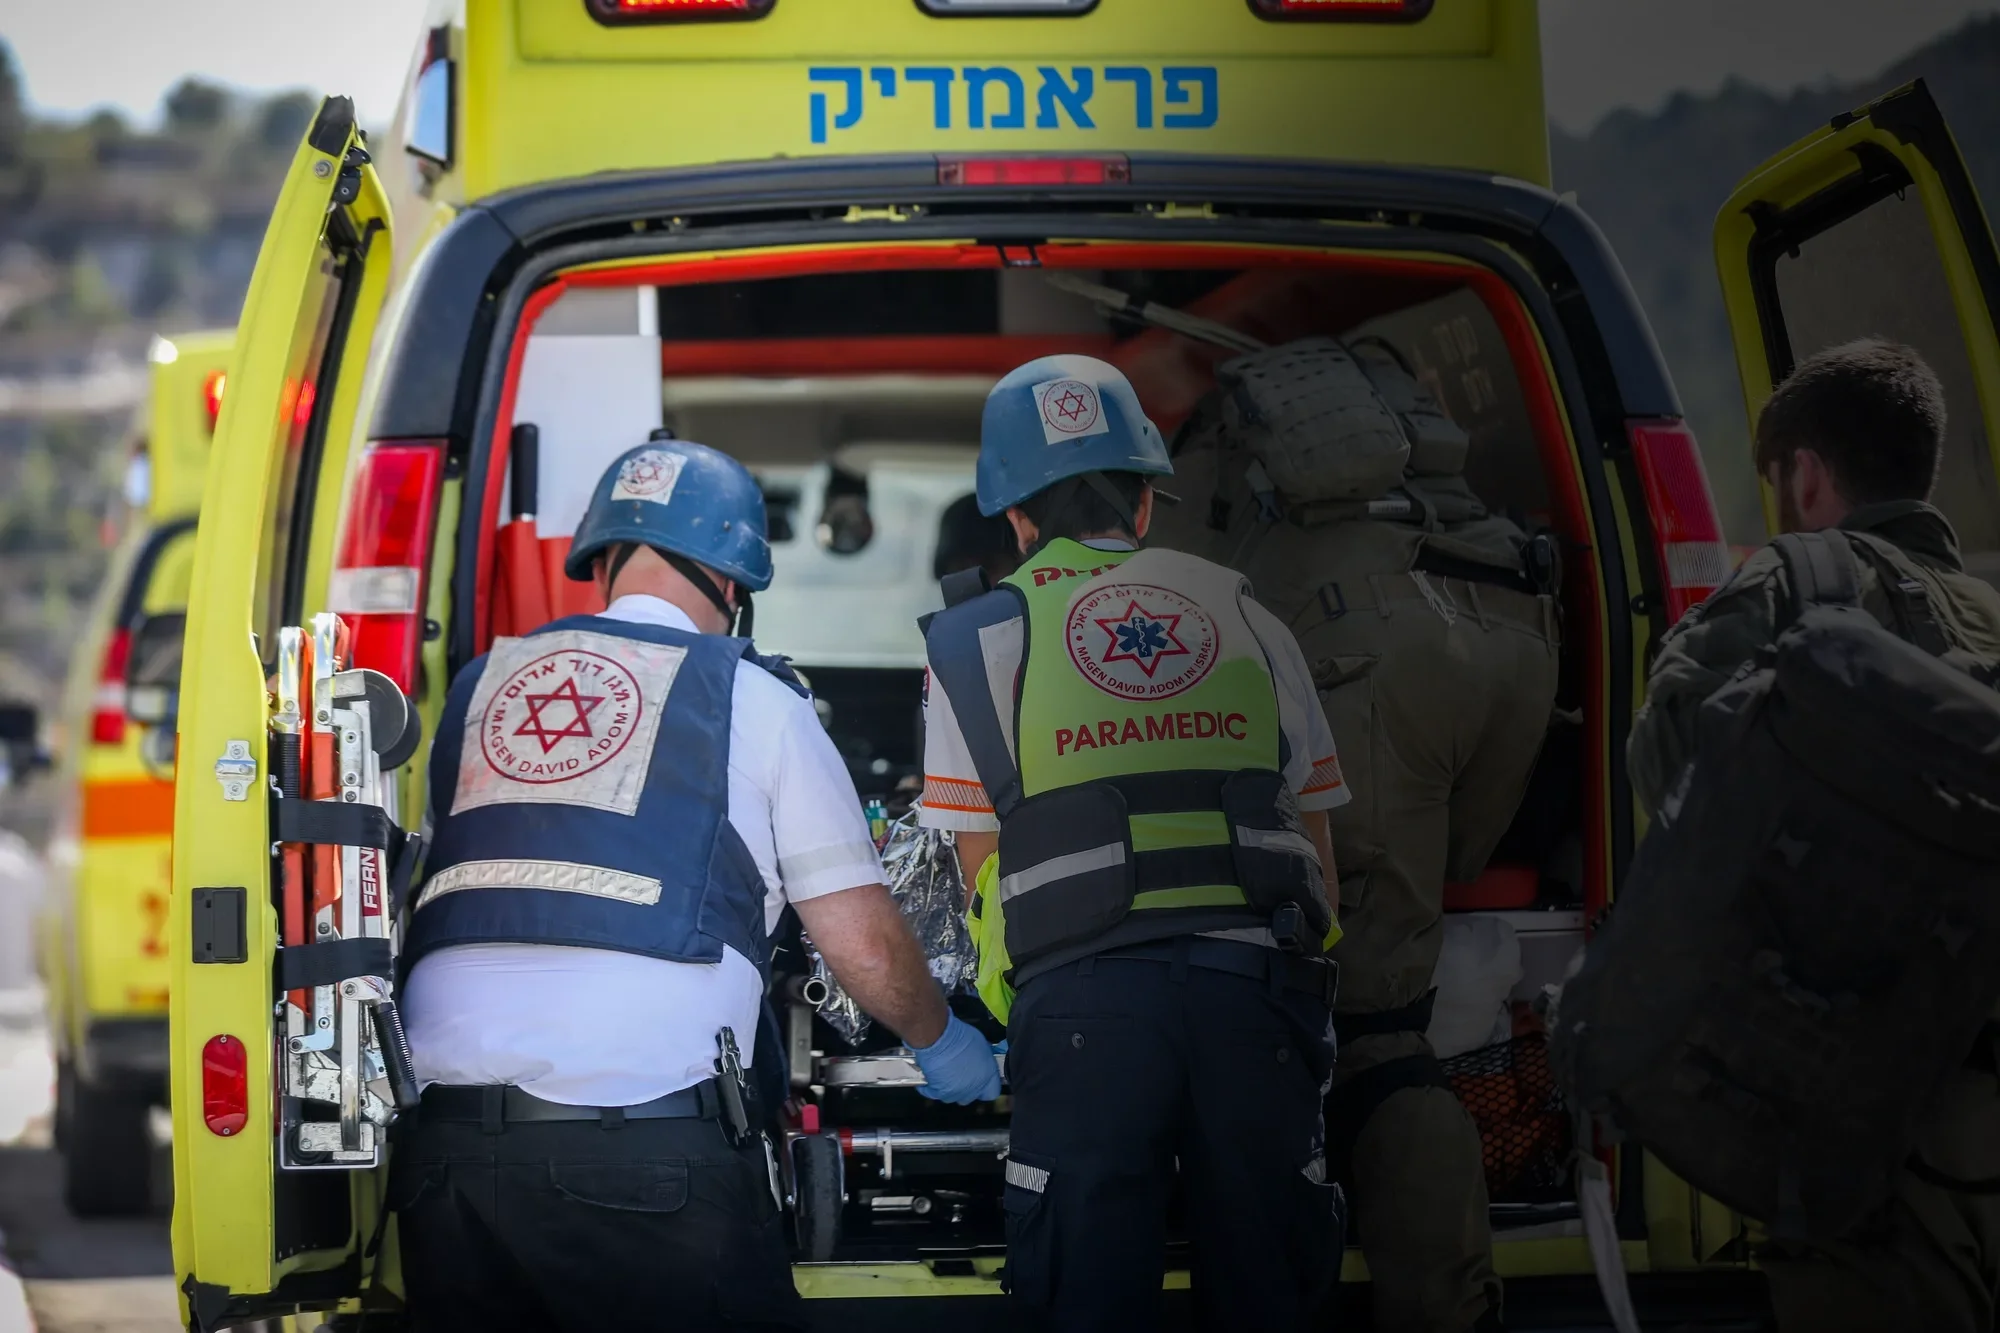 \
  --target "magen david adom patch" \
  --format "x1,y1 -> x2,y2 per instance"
610,448 -> 687,506
452,630 -> 685,816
